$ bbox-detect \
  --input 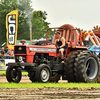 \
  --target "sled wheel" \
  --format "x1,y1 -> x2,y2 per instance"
35,64 -> 51,83
6,66 -> 22,83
